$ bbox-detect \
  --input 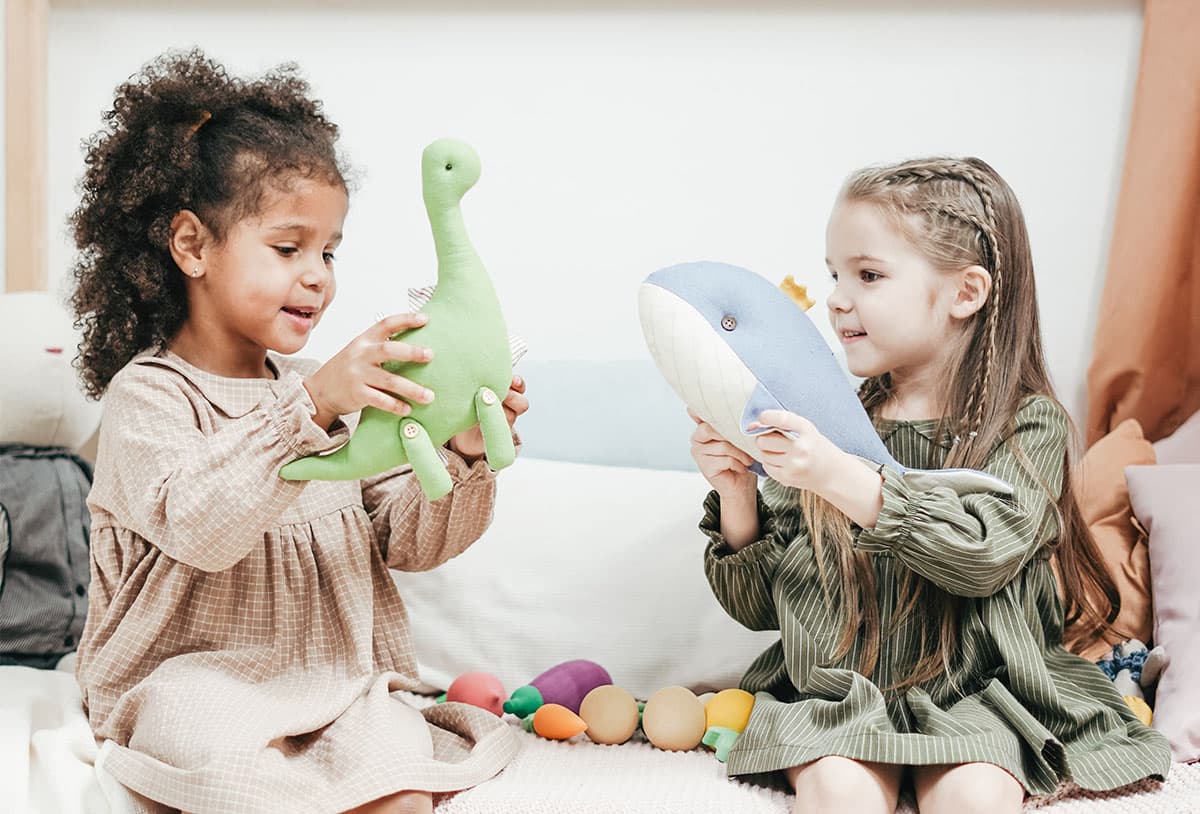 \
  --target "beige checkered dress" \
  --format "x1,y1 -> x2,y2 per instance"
704,396 -> 1171,795
76,350 -> 517,814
